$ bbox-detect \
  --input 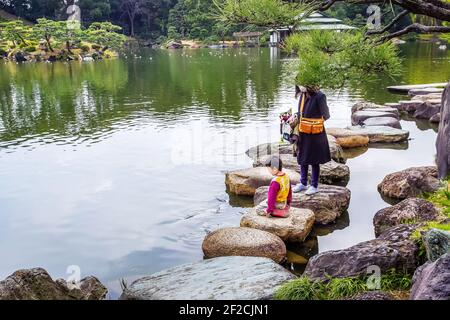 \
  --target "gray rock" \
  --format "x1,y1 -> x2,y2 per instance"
398,100 -> 424,113
303,224 -> 420,280
346,126 -> 409,143
254,185 -> 350,225
436,83 -> 449,178
202,227 -> 286,263
410,253 -> 450,300
363,117 -> 402,129
0,268 -> 107,300
120,256 -> 296,300
373,198 -> 440,237
352,110 -> 398,126
423,229 -> 450,262
377,166 -> 440,200
430,113 -> 441,123
413,102 -> 441,120
241,206 -> 315,242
